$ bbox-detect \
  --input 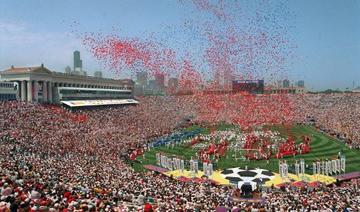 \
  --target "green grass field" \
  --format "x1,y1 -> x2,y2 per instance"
136,124 -> 360,174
